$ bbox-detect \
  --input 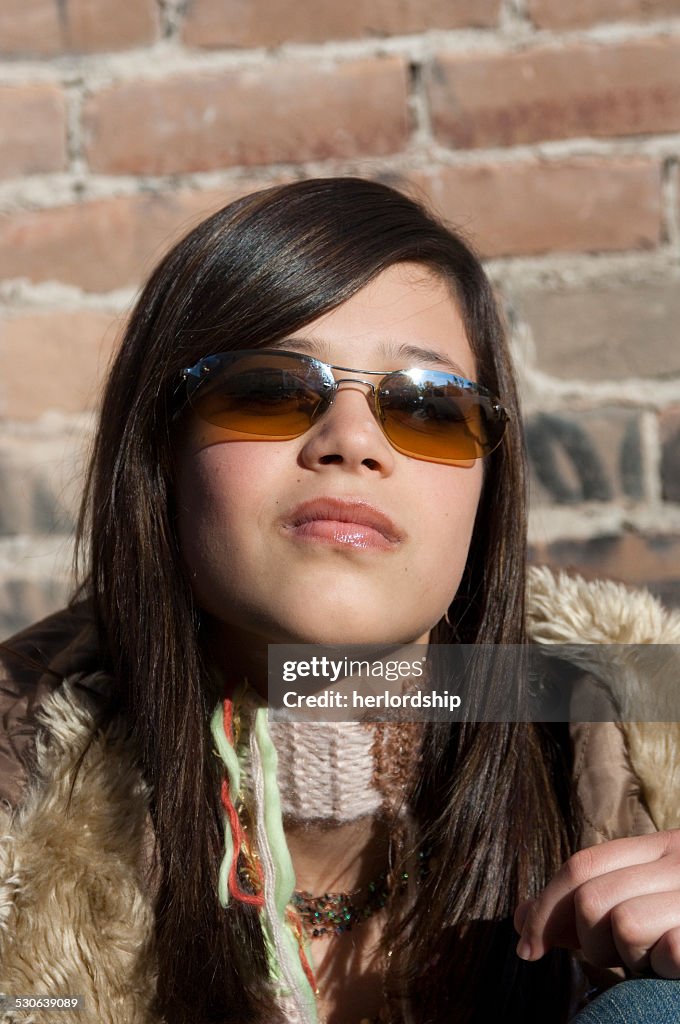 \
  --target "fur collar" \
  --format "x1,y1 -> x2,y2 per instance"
1,568 -> 679,1021
527,567 -> 680,831
0,680 -> 158,1022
